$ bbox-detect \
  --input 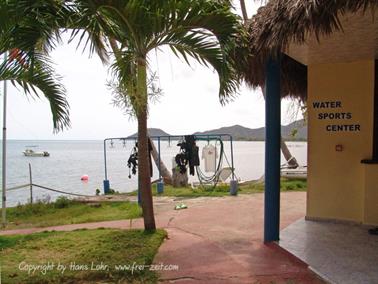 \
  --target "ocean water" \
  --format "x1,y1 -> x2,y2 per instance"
2,140 -> 307,206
